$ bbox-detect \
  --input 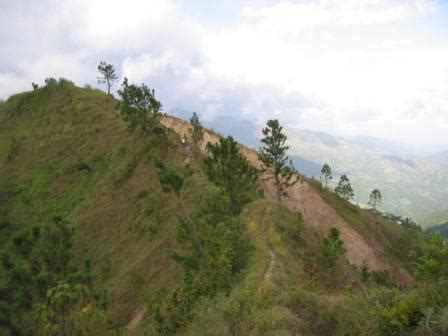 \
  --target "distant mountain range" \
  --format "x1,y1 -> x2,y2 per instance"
171,109 -> 448,226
